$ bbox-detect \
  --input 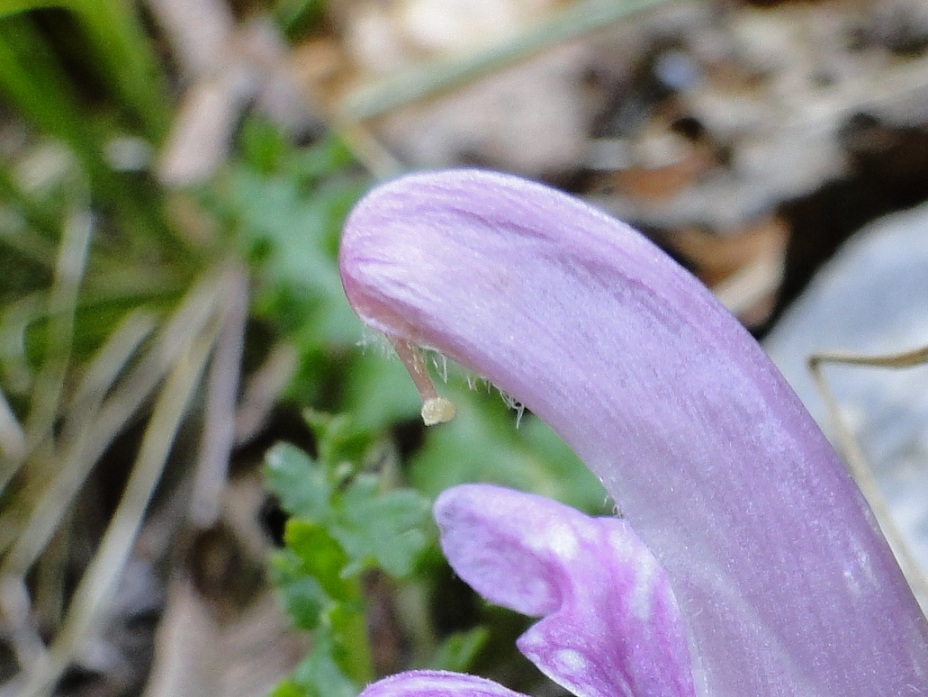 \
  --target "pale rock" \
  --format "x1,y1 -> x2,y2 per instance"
764,202 -> 928,578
